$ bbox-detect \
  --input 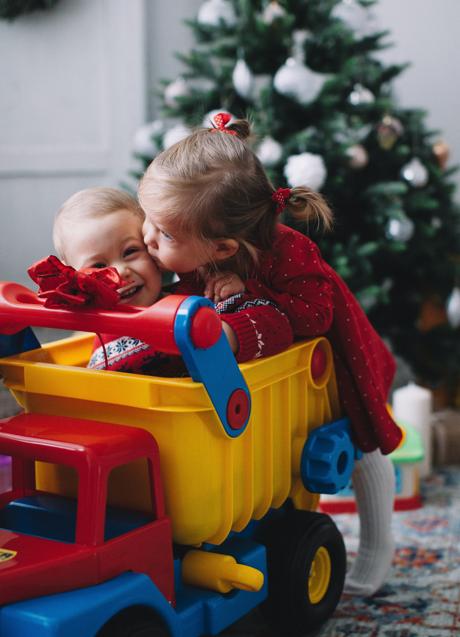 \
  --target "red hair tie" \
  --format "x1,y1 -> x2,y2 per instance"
210,112 -> 237,135
272,187 -> 292,214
